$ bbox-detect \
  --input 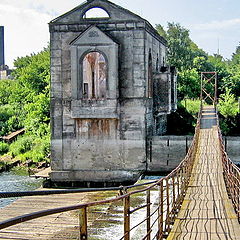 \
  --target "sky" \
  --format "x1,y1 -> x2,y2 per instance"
1,0 -> 240,68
